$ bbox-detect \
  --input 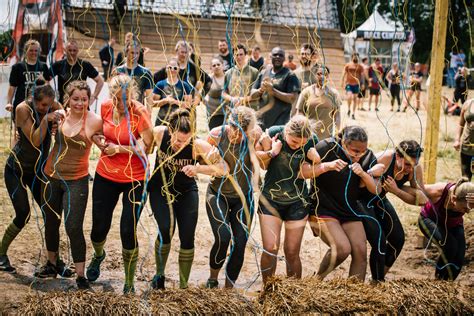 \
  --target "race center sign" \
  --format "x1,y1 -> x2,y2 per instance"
357,31 -> 409,40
